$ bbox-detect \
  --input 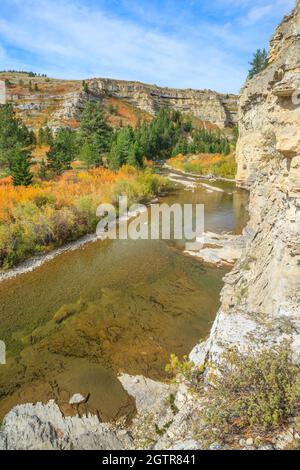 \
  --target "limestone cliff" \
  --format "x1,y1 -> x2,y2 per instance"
201,1 -> 300,363
153,4 -> 300,449
86,79 -> 238,128
2,74 -> 238,131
